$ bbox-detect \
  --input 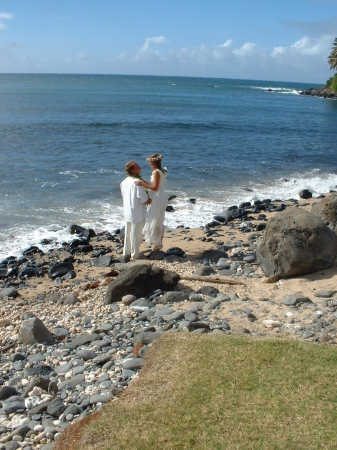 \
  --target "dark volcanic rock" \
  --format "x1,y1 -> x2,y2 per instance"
300,87 -> 337,99
299,189 -> 312,199
104,264 -> 180,304
69,224 -> 86,235
81,228 -> 96,239
257,208 -> 337,281
165,247 -> 186,258
0,386 -> 19,400
18,266 -> 40,280
202,249 -> 228,262
48,261 -> 74,279
22,245 -> 43,257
